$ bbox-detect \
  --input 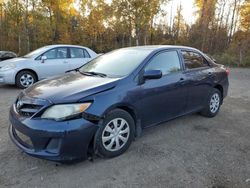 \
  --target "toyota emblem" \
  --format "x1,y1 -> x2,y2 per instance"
16,100 -> 23,110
